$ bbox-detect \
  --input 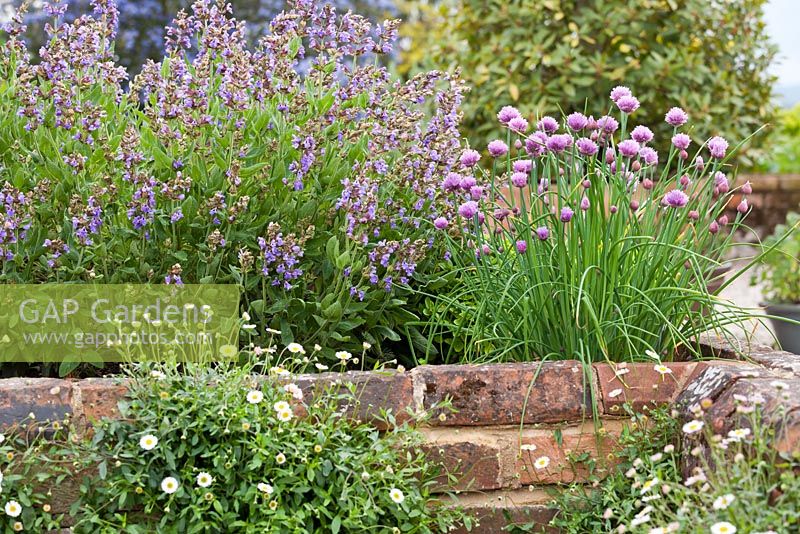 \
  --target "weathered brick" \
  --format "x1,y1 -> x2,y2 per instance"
422,439 -> 502,491
415,361 -> 591,426
0,378 -> 72,428
675,361 -> 769,412
594,362 -> 698,414
746,350 -> 800,376
77,378 -> 130,423
451,490 -> 557,534
289,370 -> 414,430
516,423 -> 622,485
